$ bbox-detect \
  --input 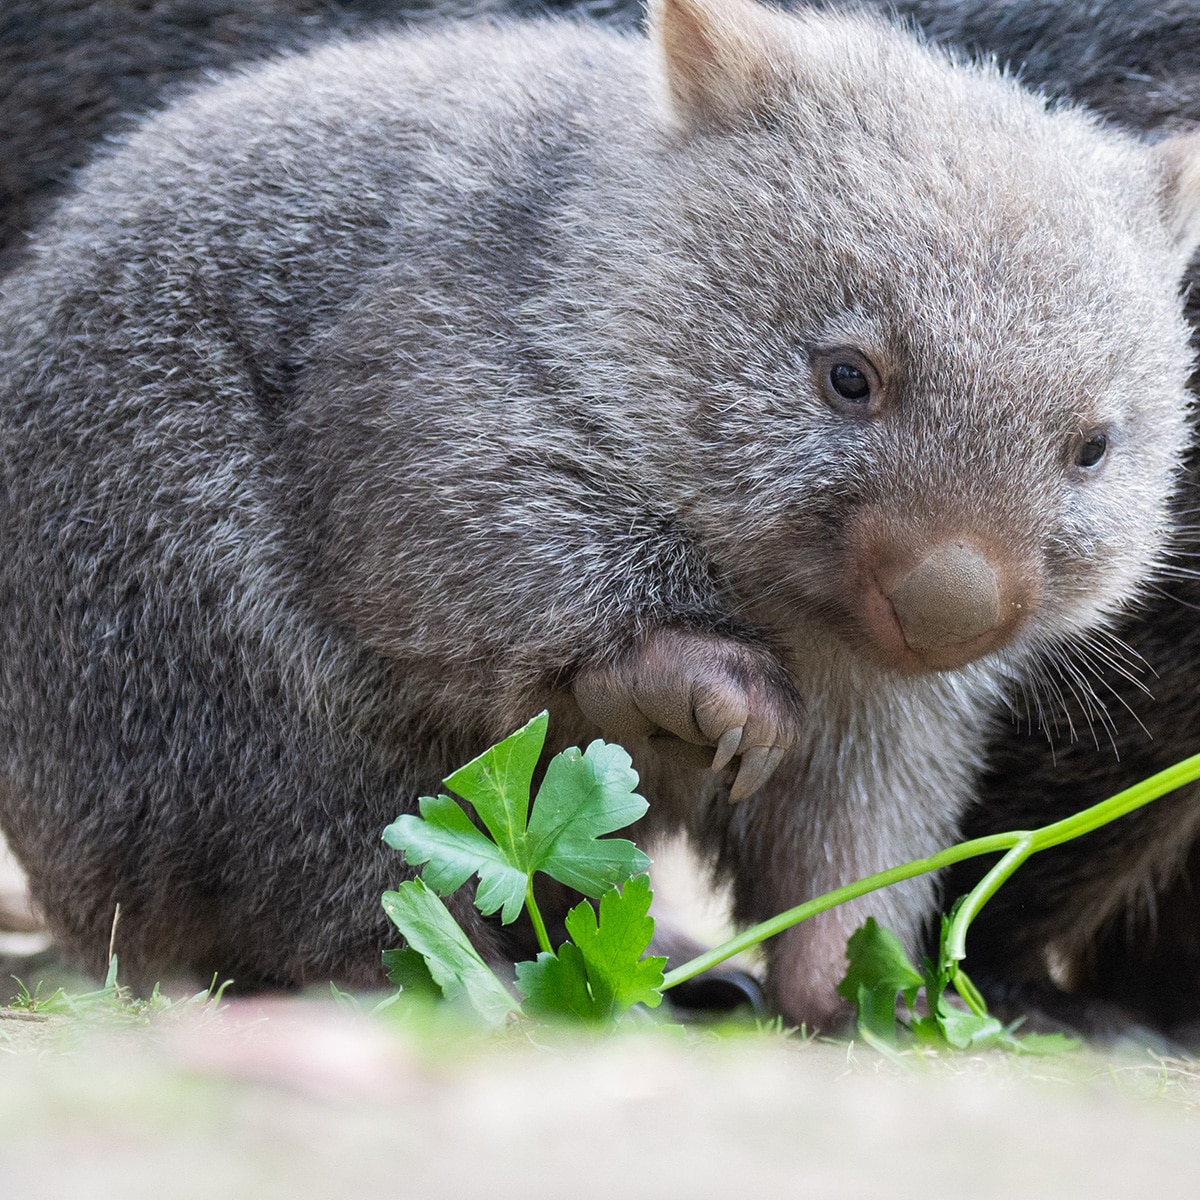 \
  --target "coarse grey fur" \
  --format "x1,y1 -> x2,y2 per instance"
9,0 -> 1200,1034
1,0 -> 1199,1026
0,0 -> 642,276
10,0 -> 1200,274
